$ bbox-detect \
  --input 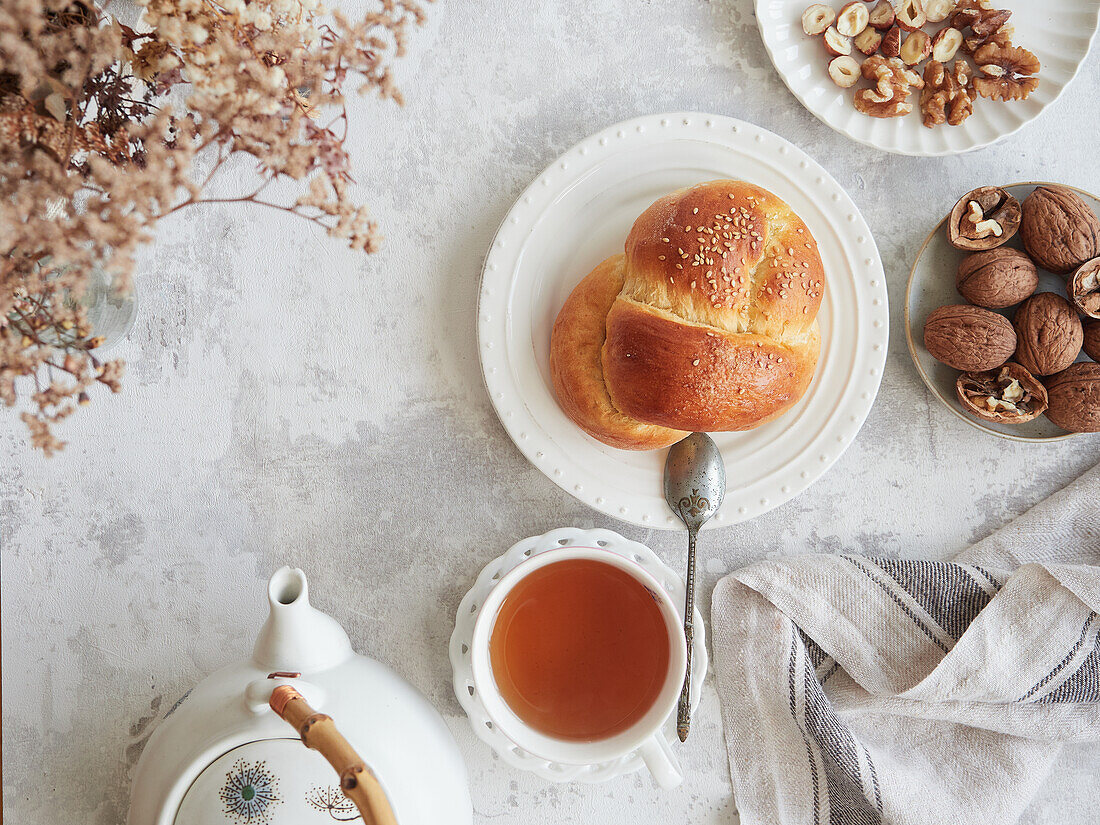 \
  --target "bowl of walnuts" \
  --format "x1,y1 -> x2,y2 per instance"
906,182 -> 1100,440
